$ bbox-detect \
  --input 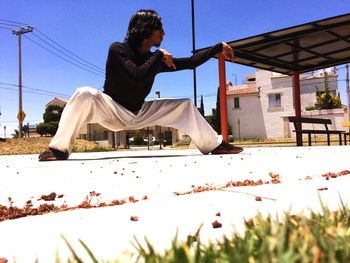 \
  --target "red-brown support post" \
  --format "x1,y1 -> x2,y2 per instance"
293,72 -> 302,146
218,53 -> 228,142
